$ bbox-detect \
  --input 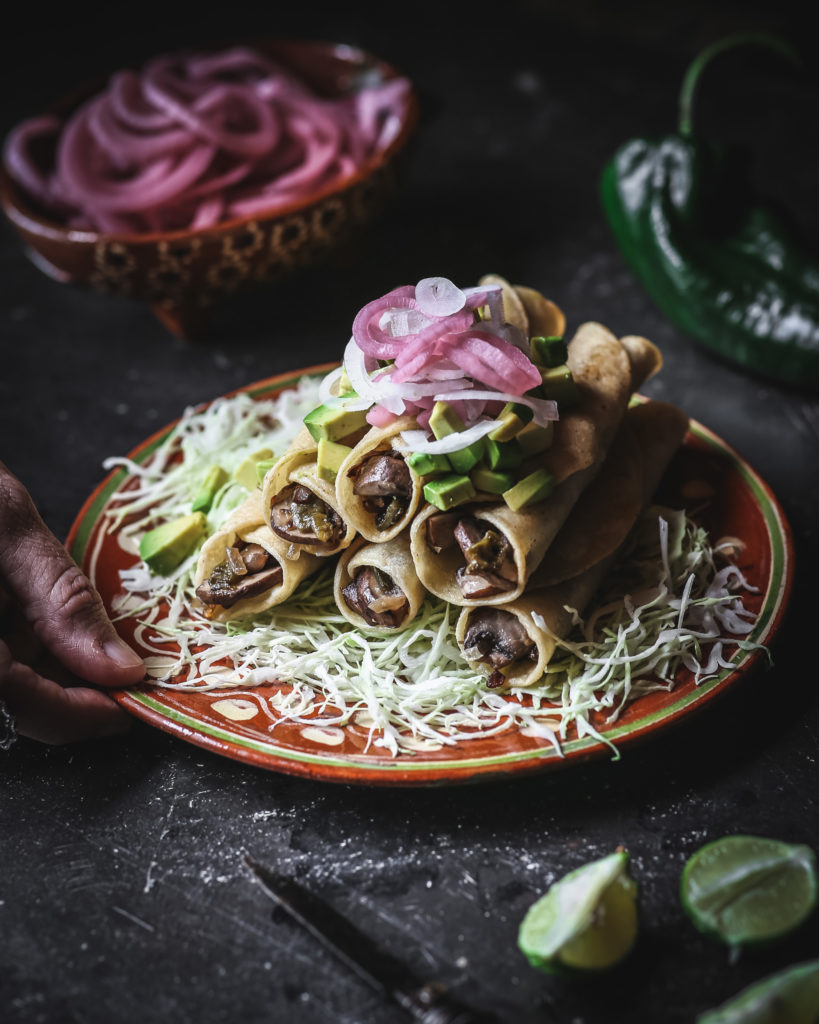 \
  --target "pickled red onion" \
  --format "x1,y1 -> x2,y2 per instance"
414,276 -> 466,317
338,276 -> 554,450
3,46 -> 412,234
